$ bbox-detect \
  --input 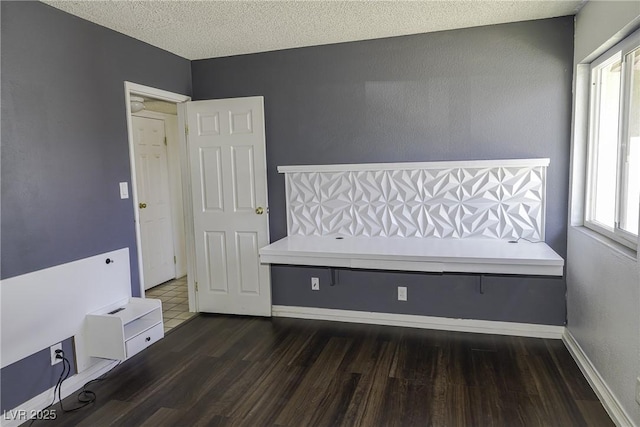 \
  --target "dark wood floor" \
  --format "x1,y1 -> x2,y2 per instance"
31,314 -> 613,427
